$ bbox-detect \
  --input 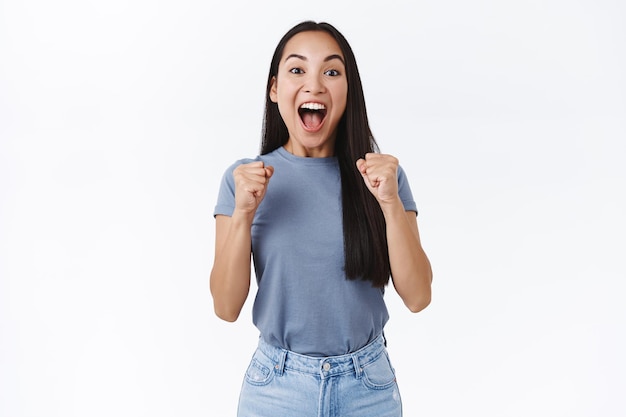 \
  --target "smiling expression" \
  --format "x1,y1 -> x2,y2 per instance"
269,31 -> 348,158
